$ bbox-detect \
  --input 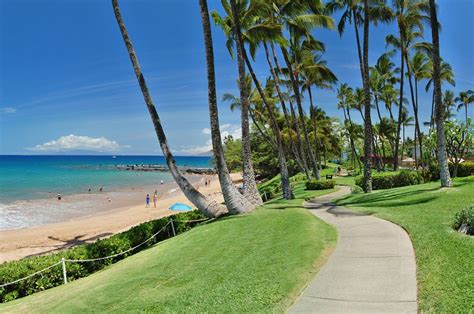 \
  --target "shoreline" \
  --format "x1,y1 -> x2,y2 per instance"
0,173 -> 242,263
